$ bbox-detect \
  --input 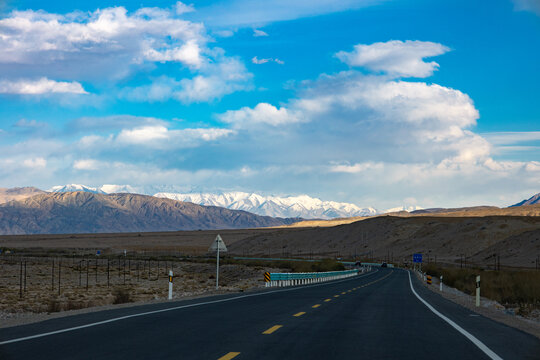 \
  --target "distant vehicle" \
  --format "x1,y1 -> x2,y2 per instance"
381,262 -> 388,268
